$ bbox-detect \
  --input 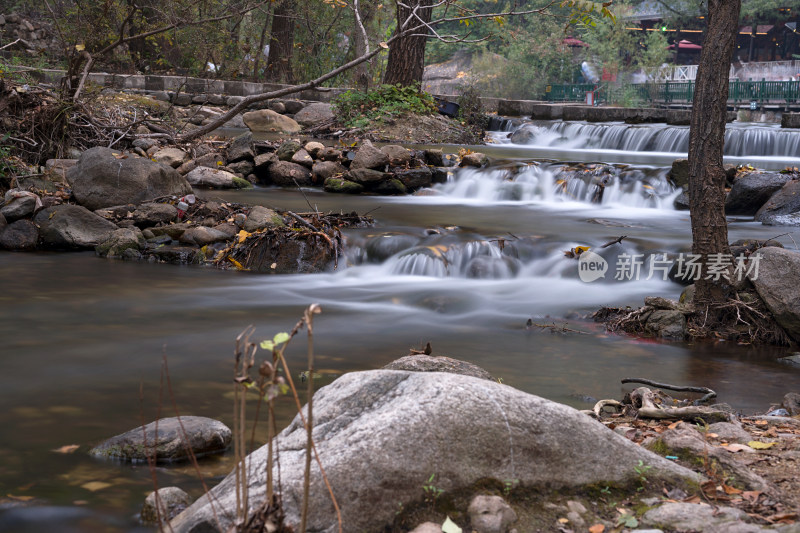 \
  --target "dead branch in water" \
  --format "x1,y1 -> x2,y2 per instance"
621,378 -> 716,405
526,319 -> 589,335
